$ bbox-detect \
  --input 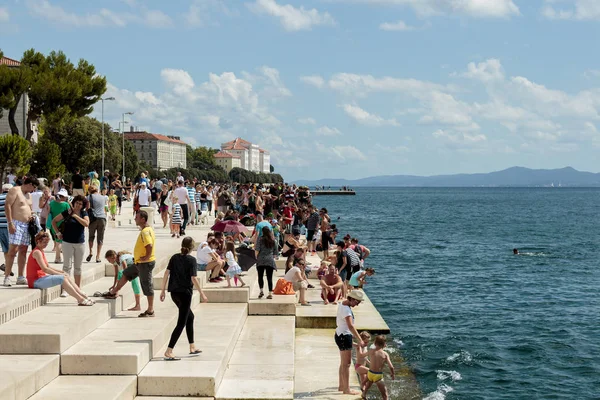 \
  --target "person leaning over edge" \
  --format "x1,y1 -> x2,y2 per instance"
105,210 -> 157,317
